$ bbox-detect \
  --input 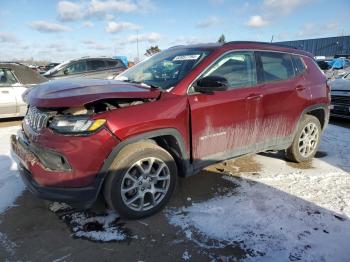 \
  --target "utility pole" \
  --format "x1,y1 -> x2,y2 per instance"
136,30 -> 140,63
270,35 -> 274,43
